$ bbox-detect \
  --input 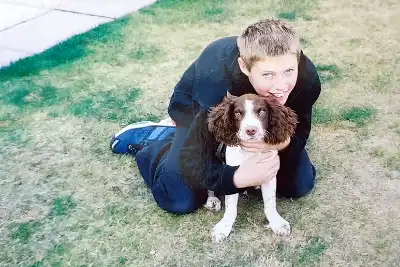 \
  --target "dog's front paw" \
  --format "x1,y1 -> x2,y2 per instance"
211,221 -> 233,243
267,216 -> 291,236
204,196 -> 221,212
